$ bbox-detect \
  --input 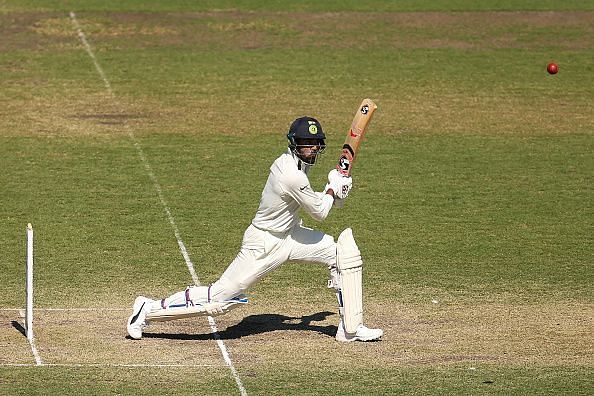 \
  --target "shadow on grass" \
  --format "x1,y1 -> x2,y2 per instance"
143,311 -> 337,341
